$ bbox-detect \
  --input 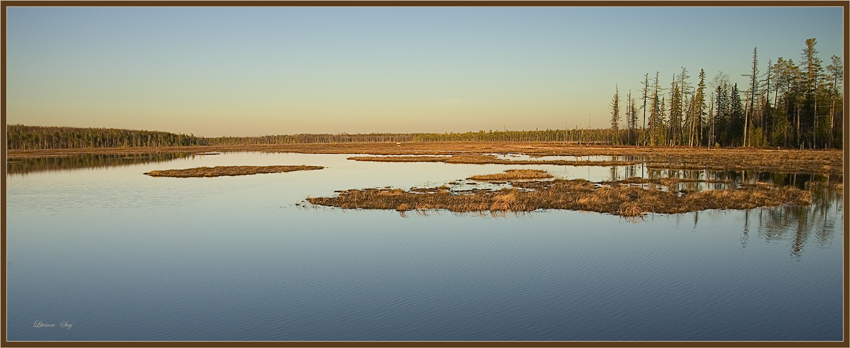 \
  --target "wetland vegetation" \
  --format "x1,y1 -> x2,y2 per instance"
468,169 -> 554,181
307,170 -> 815,217
144,165 -> 323,178
10,142 -> 841,175
8,140 -> 841,219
